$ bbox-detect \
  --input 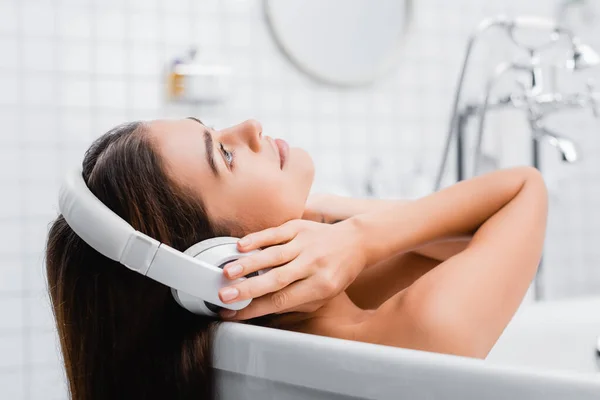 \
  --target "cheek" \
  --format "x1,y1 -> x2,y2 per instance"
214,154 -> 314,232
258,176 -> 309,221
225,172 -> 296,229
